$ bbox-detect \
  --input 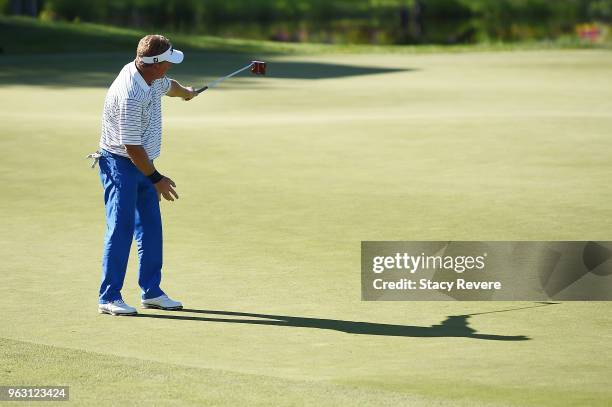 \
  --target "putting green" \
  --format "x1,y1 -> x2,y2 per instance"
1,49 -> 611,406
